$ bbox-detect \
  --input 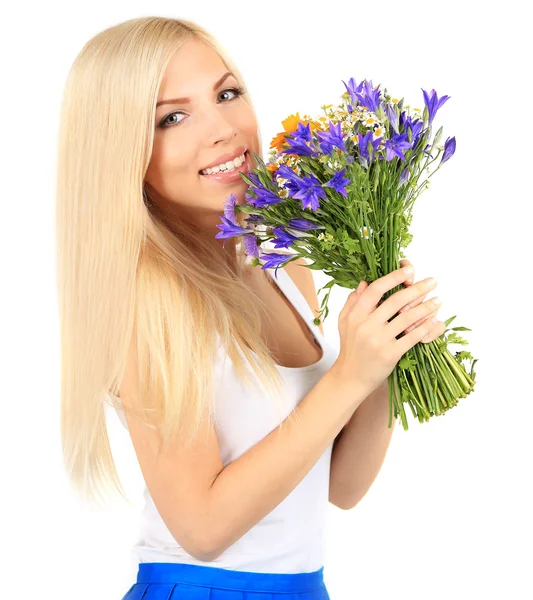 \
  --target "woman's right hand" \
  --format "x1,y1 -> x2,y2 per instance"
329,266 -> 442,396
